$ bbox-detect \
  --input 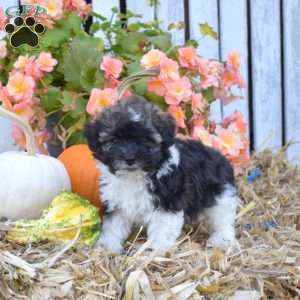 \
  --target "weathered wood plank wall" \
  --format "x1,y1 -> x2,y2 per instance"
1,0 -> 300,164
